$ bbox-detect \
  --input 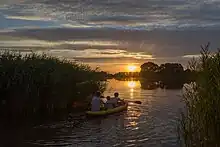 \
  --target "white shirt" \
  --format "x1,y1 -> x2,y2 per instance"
111,97 -> 120,106
101,98 -> 107,104
91,96 -> 100,111
105,99 -> 114,109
